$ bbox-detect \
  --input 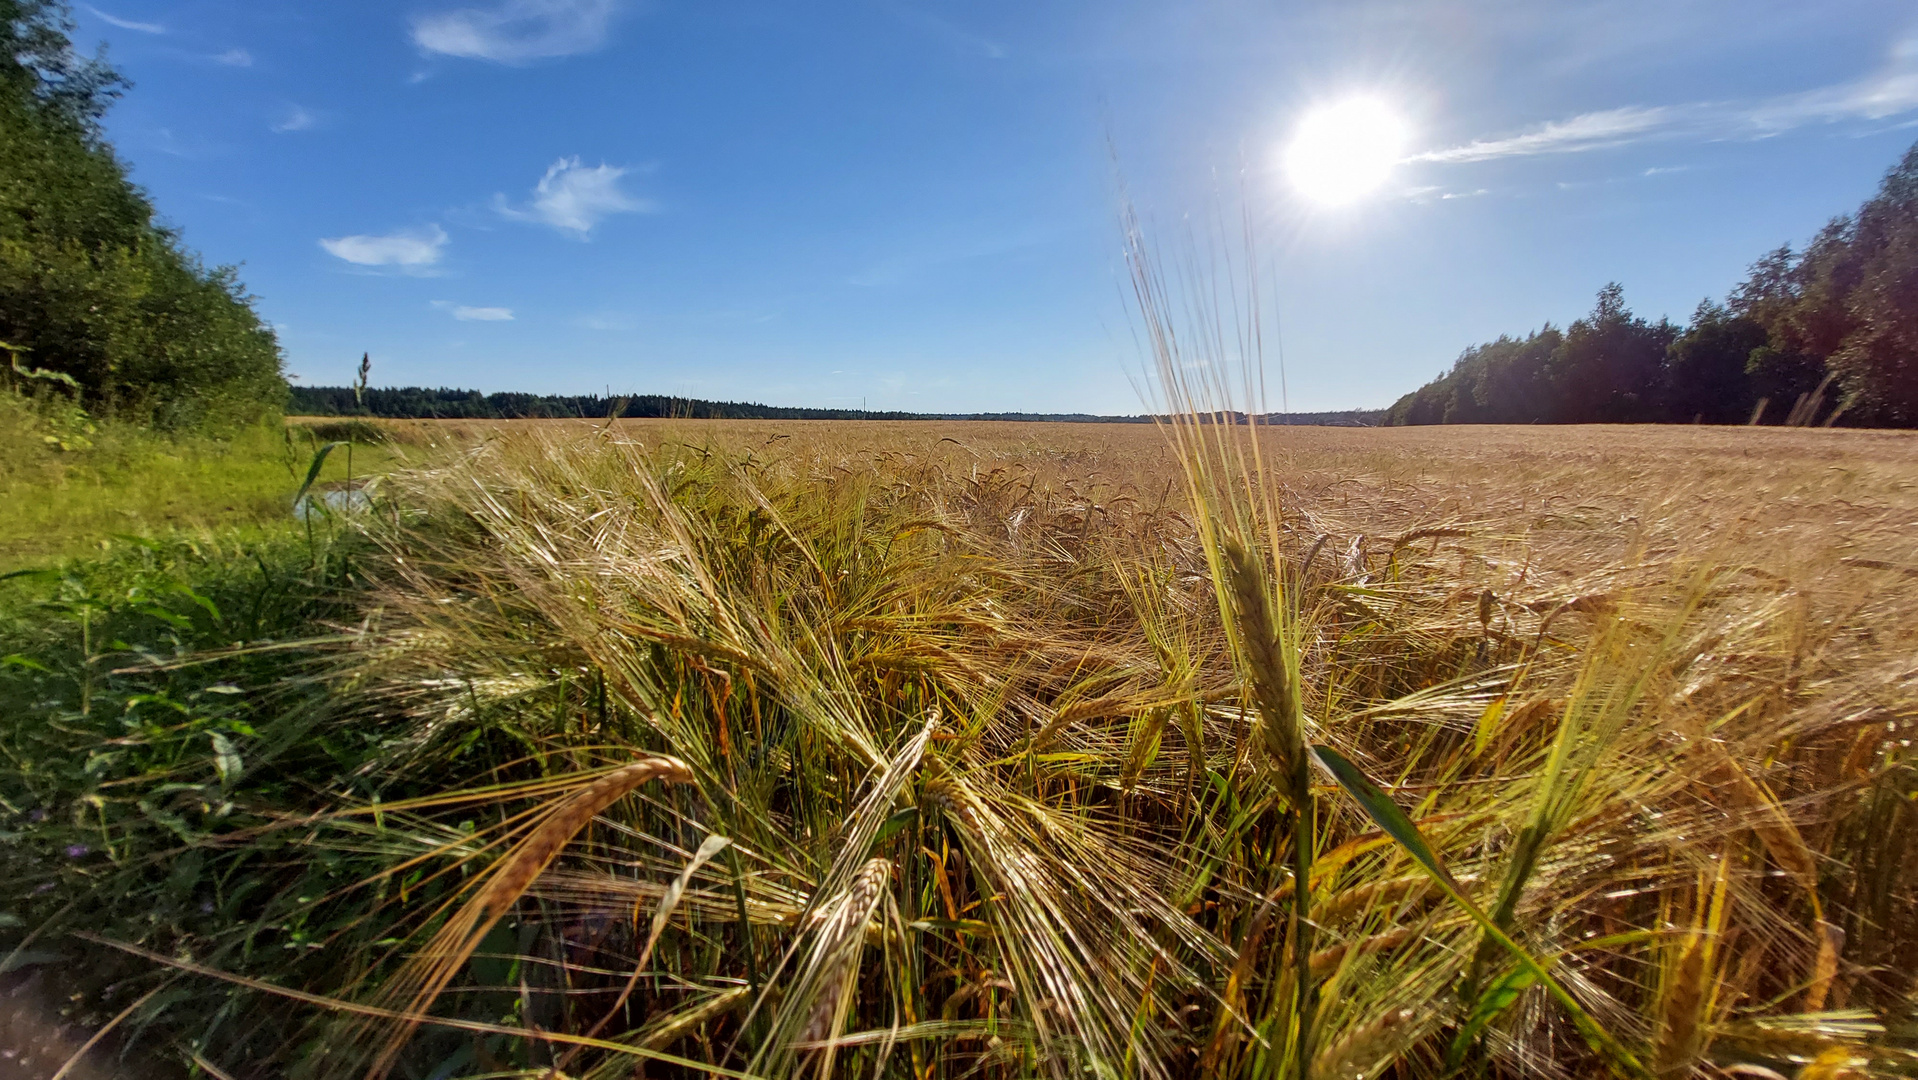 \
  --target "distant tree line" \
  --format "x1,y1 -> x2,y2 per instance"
288,384 -> 1389,425
289,385 -> 962,421
0,0 -> 284,429
287,384 -> 1148,422
1387,139 -> 1918,427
